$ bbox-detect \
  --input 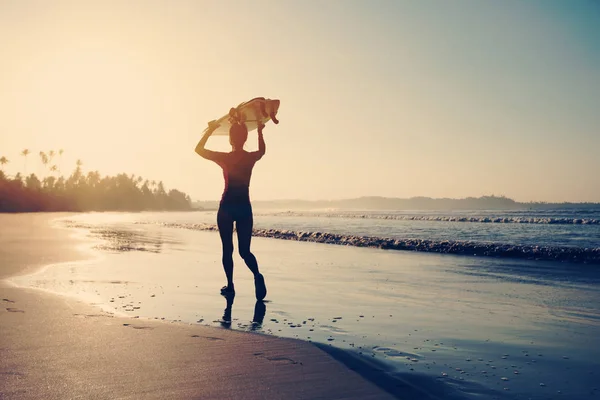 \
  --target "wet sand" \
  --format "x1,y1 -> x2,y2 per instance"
0,213 -> 395,399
